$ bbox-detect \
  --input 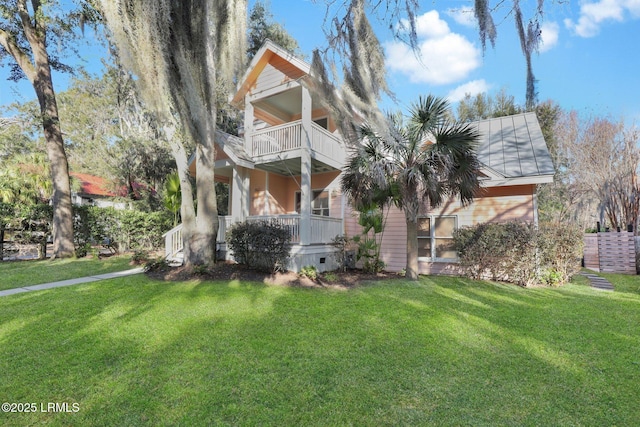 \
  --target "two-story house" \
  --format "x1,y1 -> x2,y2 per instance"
164,40 -> 555,274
